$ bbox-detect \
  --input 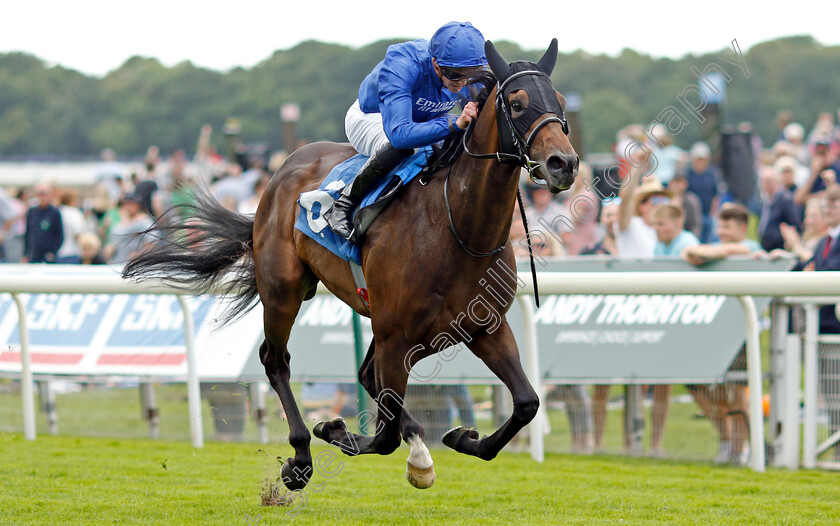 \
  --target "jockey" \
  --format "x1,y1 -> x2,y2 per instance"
324,21 -> 488,243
